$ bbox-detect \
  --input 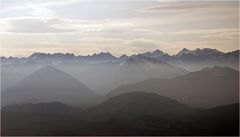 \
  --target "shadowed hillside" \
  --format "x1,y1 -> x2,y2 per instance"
1,92 -> 239,136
